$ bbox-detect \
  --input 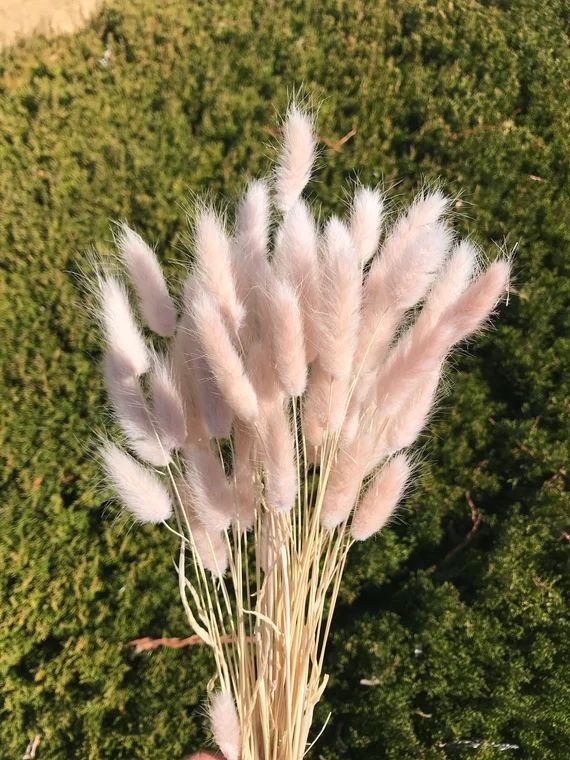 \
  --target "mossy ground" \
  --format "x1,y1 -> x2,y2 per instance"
0,1 -> 568,758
